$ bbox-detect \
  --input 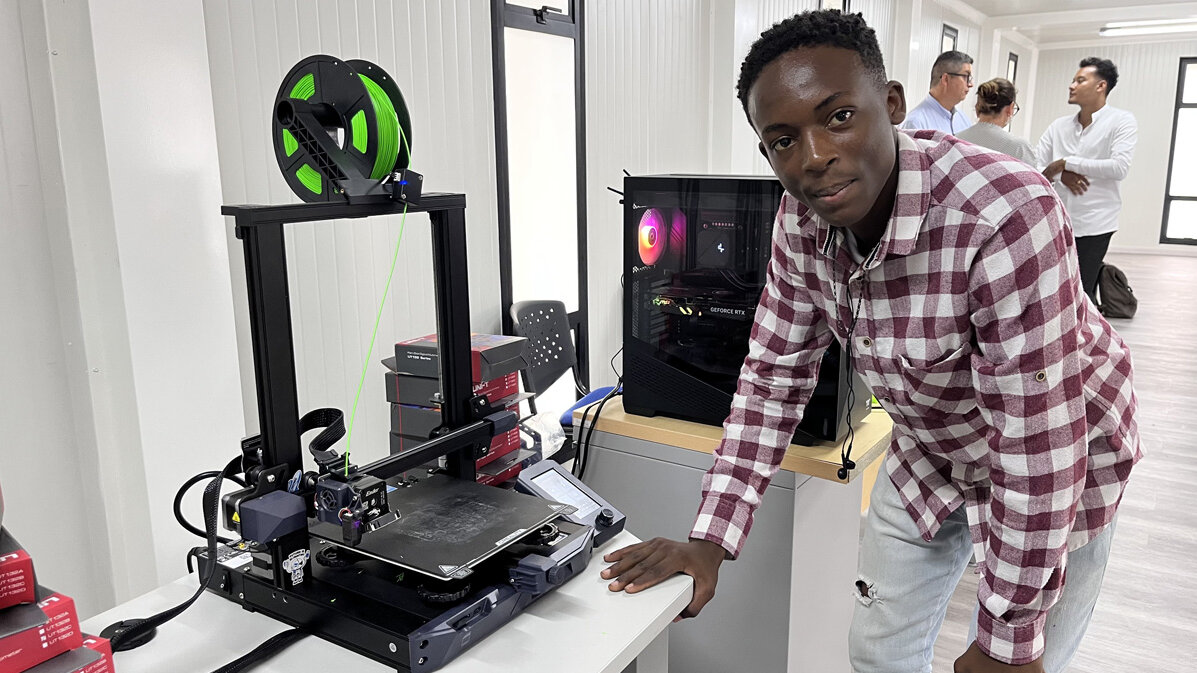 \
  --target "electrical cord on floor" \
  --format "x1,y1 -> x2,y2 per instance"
208,628 -> 308,673
174,470 -> 246,544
